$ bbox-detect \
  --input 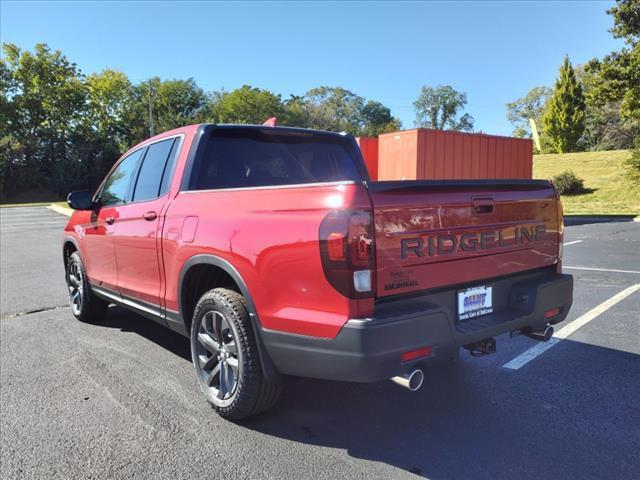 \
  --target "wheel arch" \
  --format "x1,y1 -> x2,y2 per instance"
178,254 -> 280,383
62,236 -> 80,269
